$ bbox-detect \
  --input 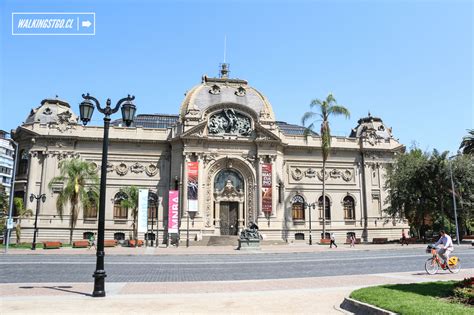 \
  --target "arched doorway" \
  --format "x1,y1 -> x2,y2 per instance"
214,169 -> 245,235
